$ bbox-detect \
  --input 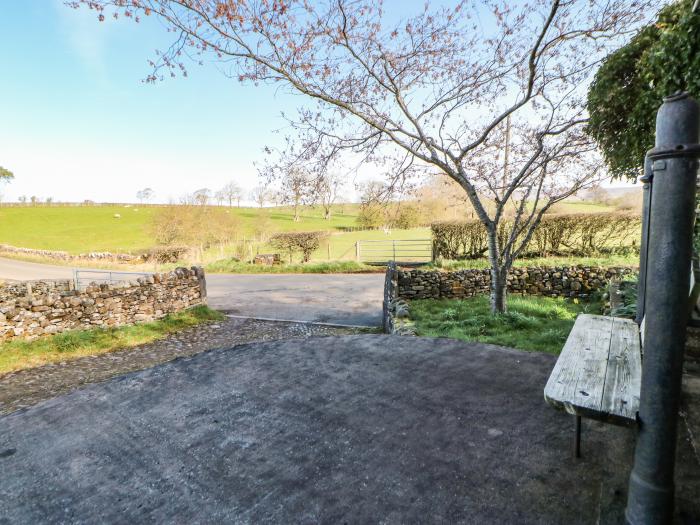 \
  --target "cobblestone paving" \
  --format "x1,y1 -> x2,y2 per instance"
0,317 -> 368,416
